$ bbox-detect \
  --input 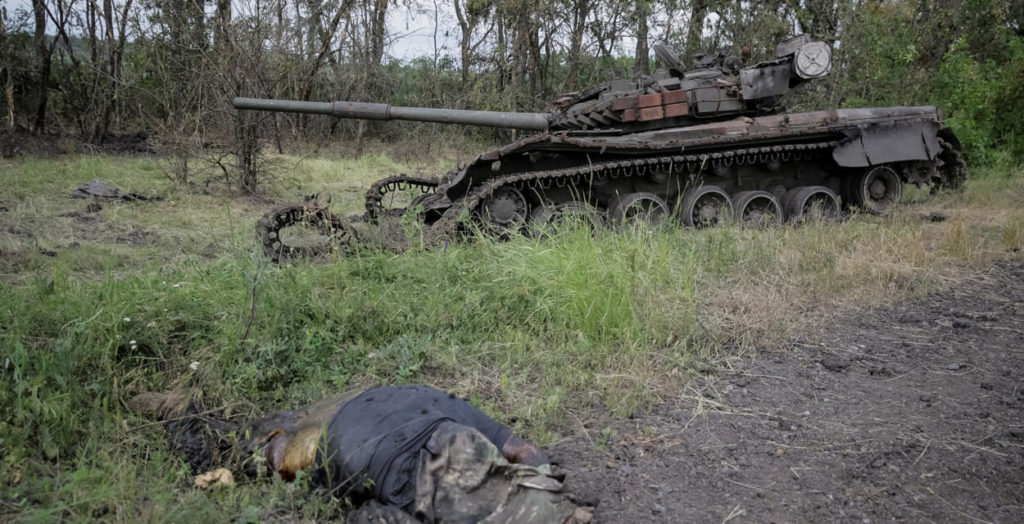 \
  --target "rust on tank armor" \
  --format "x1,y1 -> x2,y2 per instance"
234,34 -> 966,262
